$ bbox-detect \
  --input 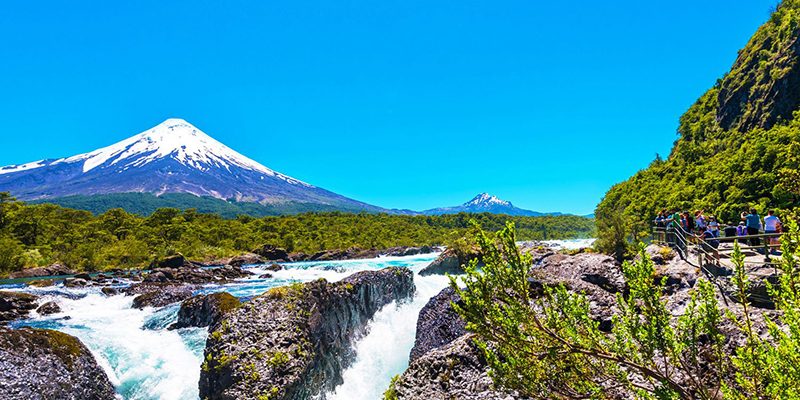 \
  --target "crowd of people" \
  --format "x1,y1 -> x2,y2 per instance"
654,208 -> 783,258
